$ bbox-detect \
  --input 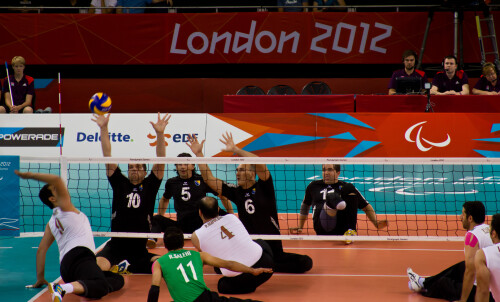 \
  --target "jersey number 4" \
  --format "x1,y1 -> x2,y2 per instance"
220,225 -> 234,240
177,261 -> 198,283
